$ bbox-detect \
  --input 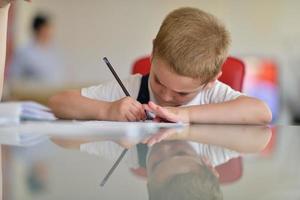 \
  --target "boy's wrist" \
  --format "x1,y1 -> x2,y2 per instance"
180,107 -> 191,123
96,101 -> 112,121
